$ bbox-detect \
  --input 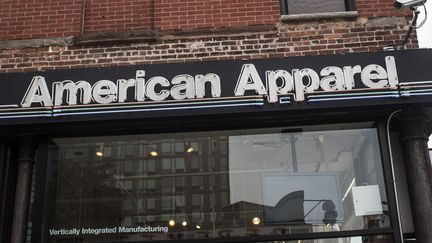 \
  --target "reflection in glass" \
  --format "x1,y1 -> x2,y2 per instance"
46,125 -> 390,242
259,234 -> 393,243
286,0 -> 346,14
